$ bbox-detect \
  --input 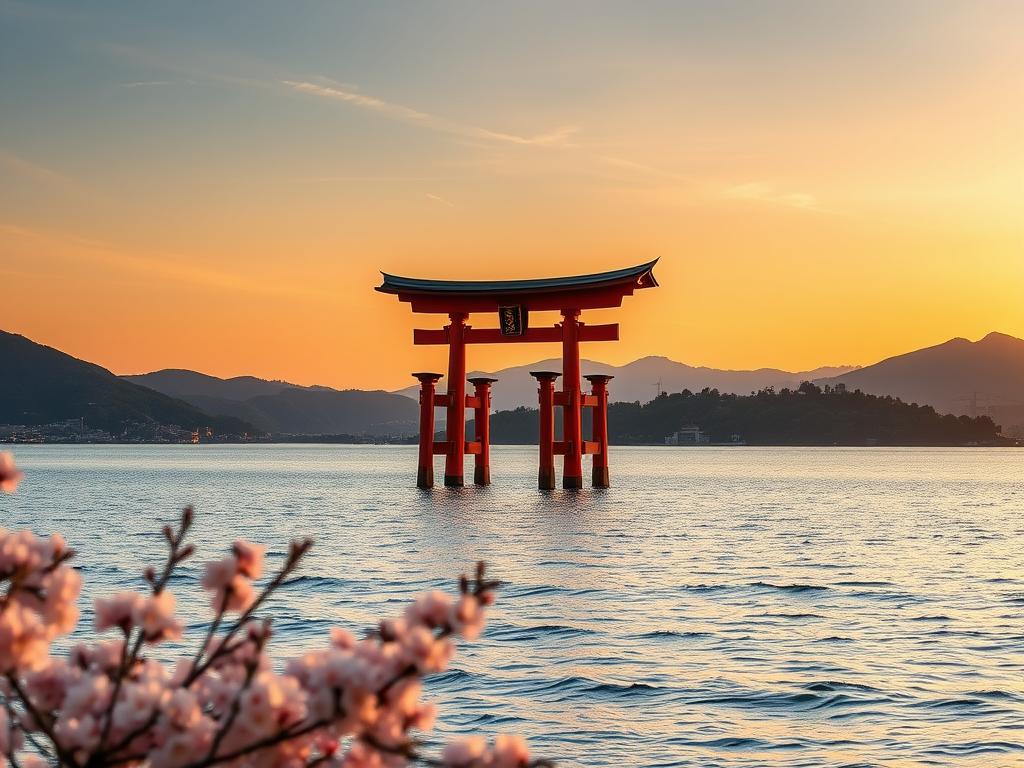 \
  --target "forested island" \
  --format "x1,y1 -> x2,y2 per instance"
484,383 -> 1008,446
